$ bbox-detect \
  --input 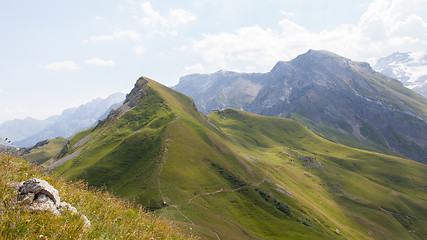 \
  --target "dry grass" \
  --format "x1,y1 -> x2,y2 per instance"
0,153 -> 197,240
